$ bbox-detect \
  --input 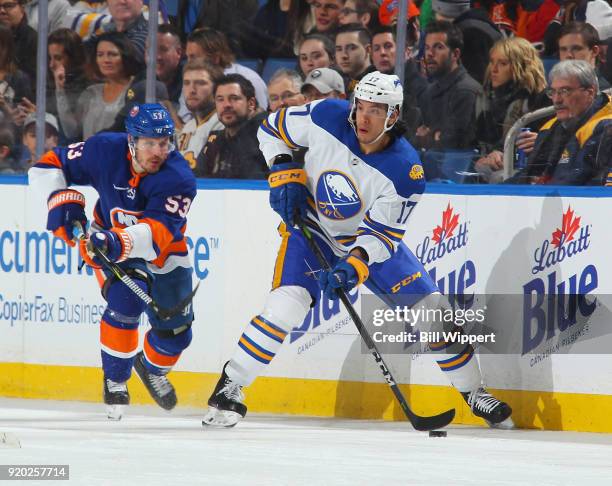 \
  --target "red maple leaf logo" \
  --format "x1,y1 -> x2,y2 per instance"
432,203 -> 459,244
551,207 -> 581,248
